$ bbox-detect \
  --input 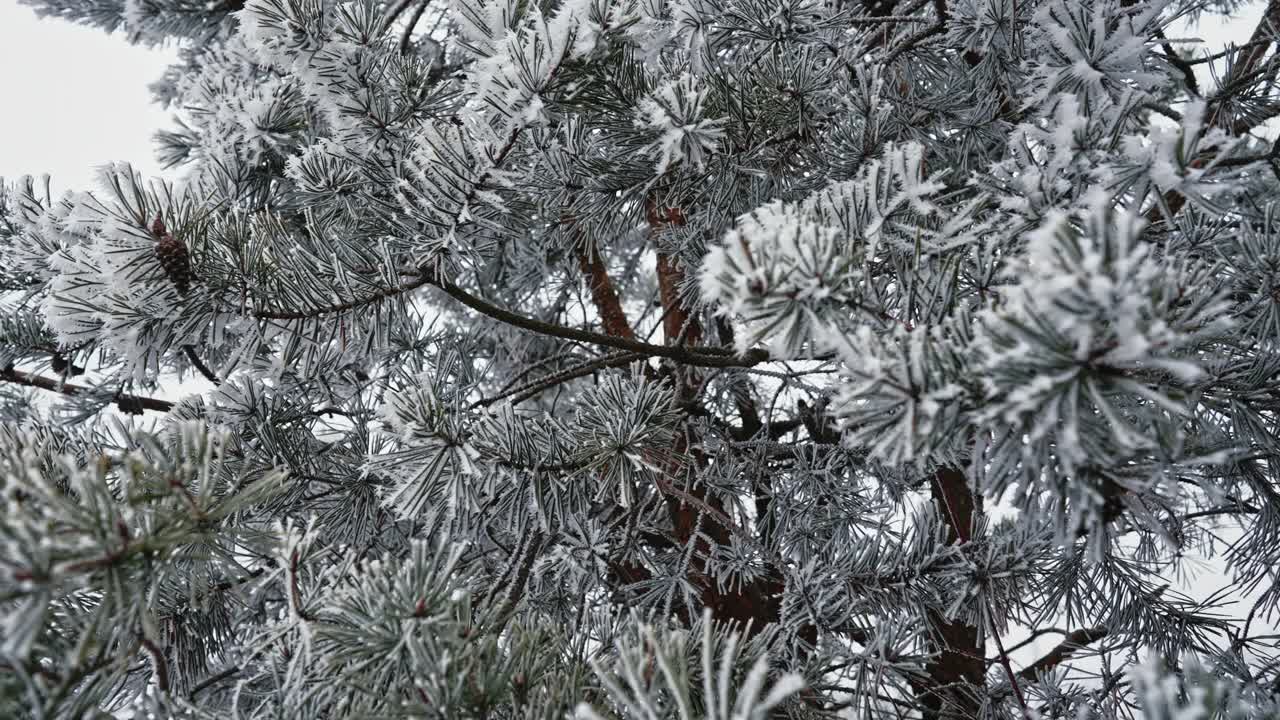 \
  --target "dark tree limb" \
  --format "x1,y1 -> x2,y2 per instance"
251,276 -> 769,368
188,665 -> 240,699
139,636 -> 171,693
434,280 -> 768,368
399,0 -> 435,54
1,366 -> 175,414
1156,28 -> 1200,97
1229,0 -> 1280,90
1016,627 -> 1109,682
